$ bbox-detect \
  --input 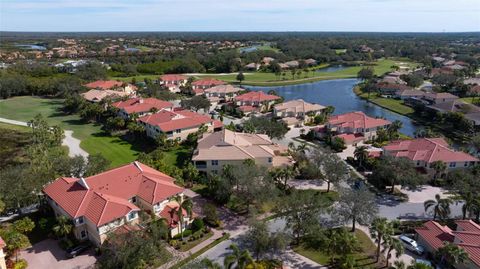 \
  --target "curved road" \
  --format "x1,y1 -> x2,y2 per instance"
0,117 -> 89,158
